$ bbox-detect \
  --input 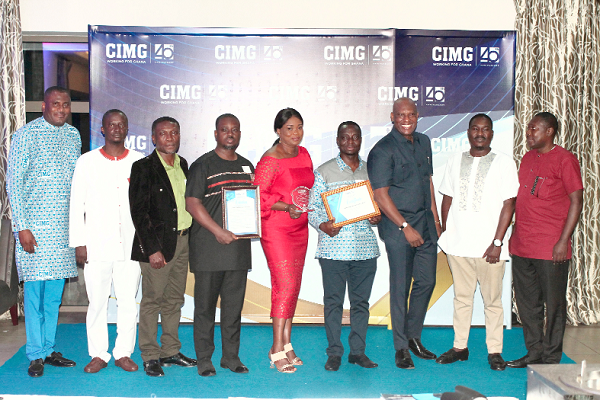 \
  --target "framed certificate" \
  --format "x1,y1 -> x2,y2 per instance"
321,180 -> 381,228
222,186 -> 261,238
